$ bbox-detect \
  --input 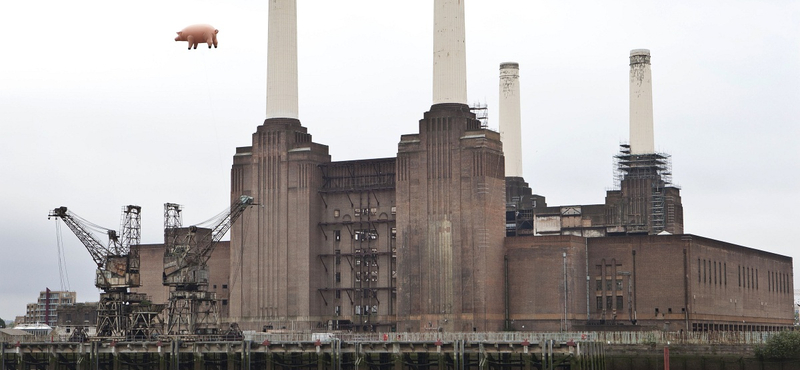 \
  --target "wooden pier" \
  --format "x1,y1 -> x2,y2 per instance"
1,333 -> 605,370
